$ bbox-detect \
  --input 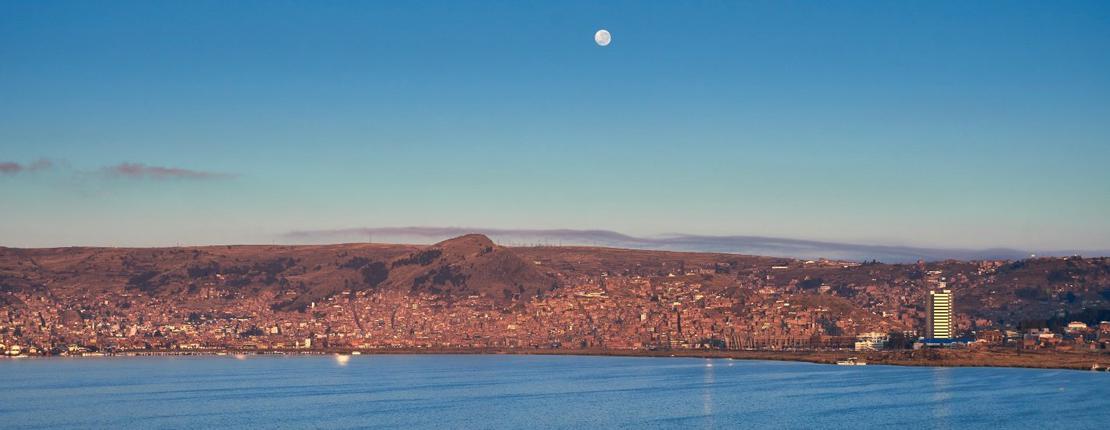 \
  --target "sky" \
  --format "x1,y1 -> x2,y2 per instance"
1,1 -> 1109,251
